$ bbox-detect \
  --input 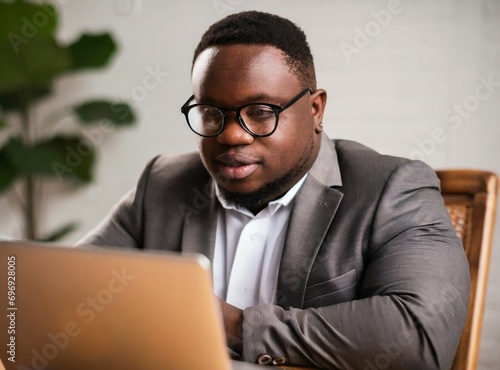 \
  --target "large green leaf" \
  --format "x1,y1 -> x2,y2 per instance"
35,136 -> 96,184
0,2 -> 57,39
1,136 -> 95,185
0,2 -> 67,95
3,137 -> 59,176
73,100 -> 136,125
66,33 -> 117,71
0,120 -> 7,131
0,86 -> 51,112
20,37 -> 70,86
0,43 -> 29,93
0,36 -> 71,94
0,145 -> 19,193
